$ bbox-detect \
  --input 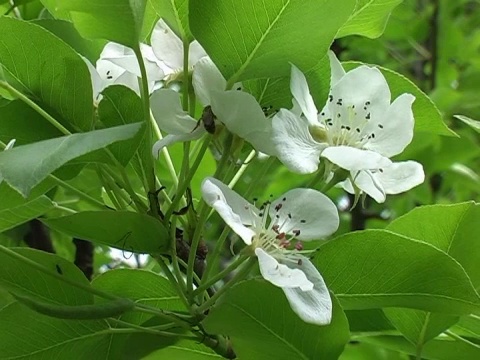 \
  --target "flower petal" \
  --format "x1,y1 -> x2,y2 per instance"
150,89 -> 198,134
290,64 -> 318,126
272,109 -> 324,174
269,188 -> 339,241
151,19 -> 184,73
327,65 -> 391,127
347,170 -> 386,203
321,146 -> 392,171
188,41 -> 207,67
327,50 -> 346,87
152,129 -> 204,158
255,249 -> 313,291
377,161 -> 425,194
83,57 -> 104,99
210,91 -> 276,155
282,256 -> 332,325
201,177 -> 257,245
364,93 -> 415,157
192,57 -> 226,106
